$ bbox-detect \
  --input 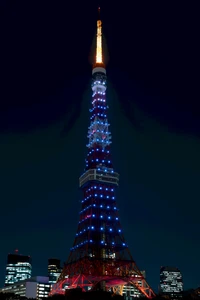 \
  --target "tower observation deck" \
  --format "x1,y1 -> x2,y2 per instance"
50,8 -> 155,298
